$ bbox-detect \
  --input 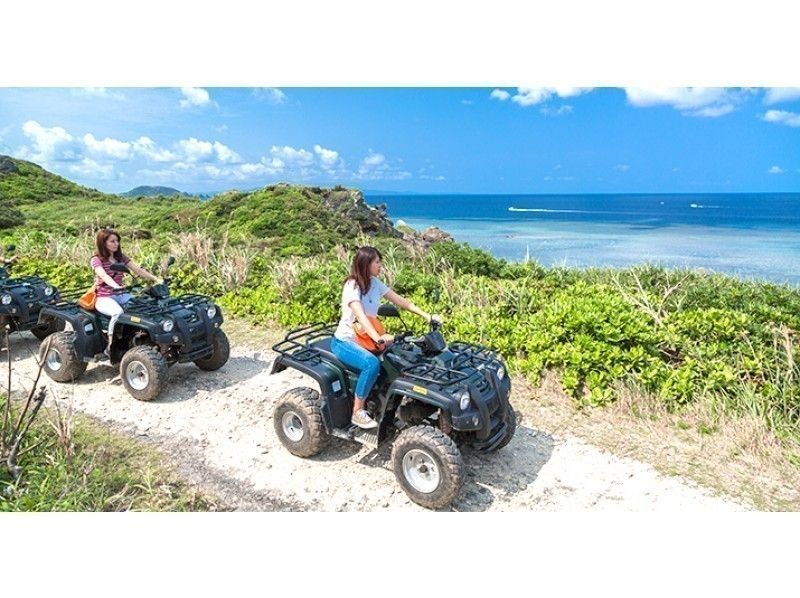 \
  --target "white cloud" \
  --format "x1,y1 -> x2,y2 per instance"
270,145 -> 314,166
361,152 -> 385,167
356,151 -> 409,180
461,99 -> 474,105
624,87 -> 742,118
68,158 -> 116,179
541,105 -> 573,117
512,87 -> 593,107
614,164 -> 630,172
75,87 -> 125,100
252,88 -> 287,104
490,89 -> 510,101
176,137 -> 214,161
313,144 -> 341,169
83,133 -> 131,160
689,104 -> 734,118
761,109 -> 800,127
174,137 -> 239,163
625,87 -> 729,109
137,168 -> 177,181
768,165 -> 785,174
18,120 -> 81,163
132,137 -> 178,162
212,141 -> 241,163
764,88 -> 800,105
179,87 -> 211,108
435,175 -> 445,181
